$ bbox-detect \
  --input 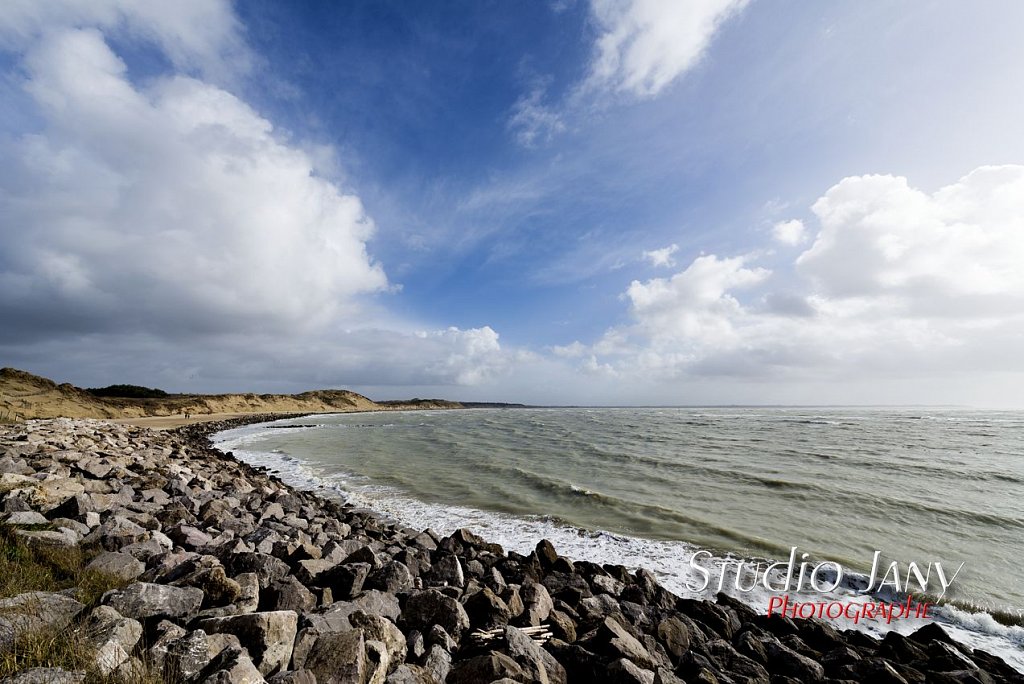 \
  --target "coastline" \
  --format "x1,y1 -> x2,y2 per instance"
1,415 -> 1021,682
